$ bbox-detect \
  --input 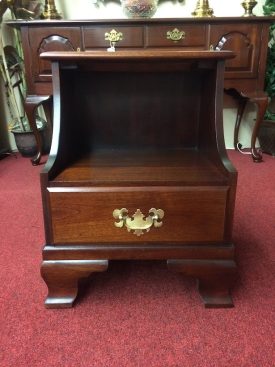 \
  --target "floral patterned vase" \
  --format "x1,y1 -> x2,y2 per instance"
121,0 -> 158,18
